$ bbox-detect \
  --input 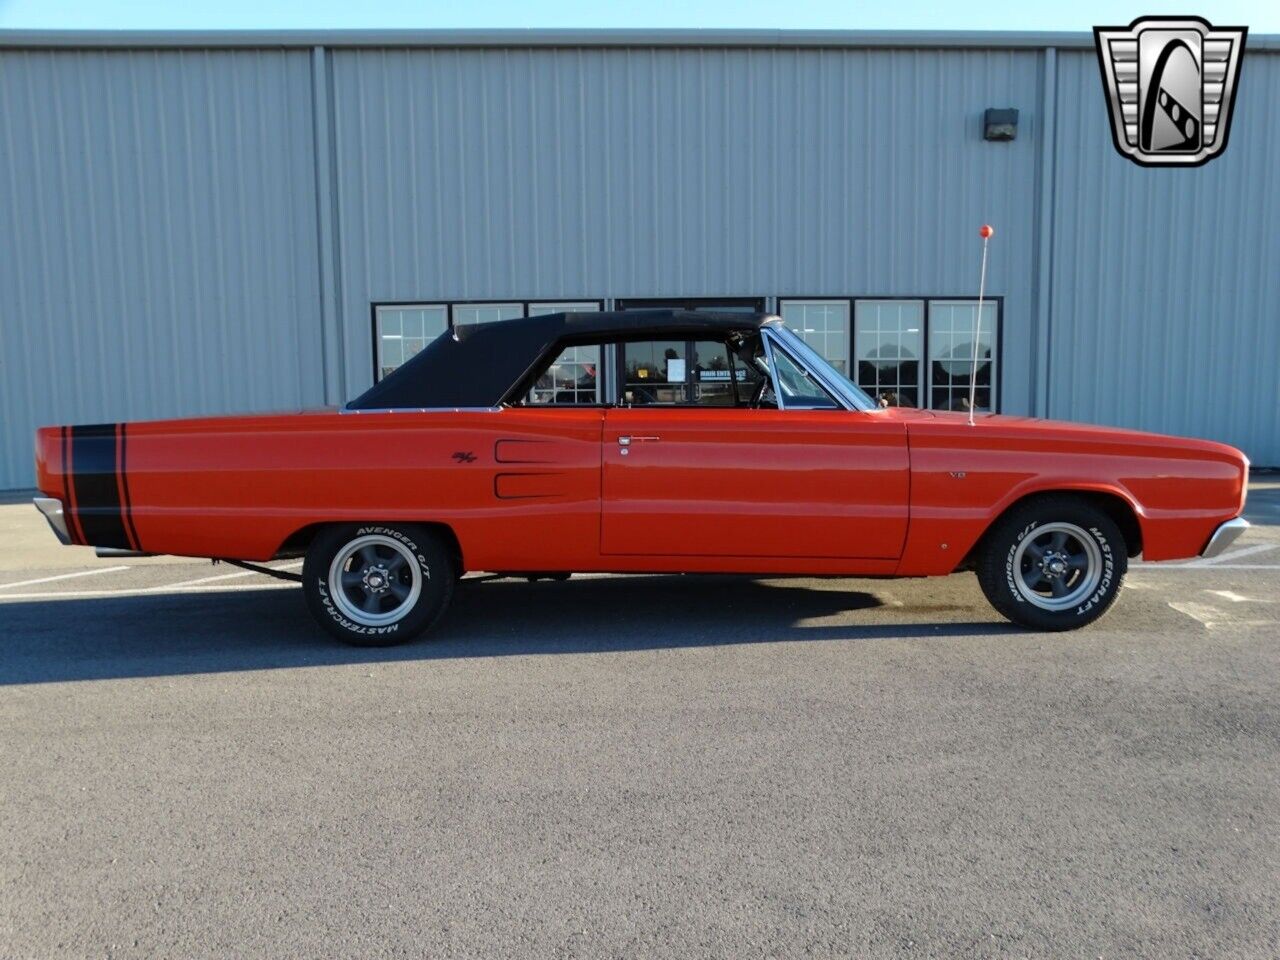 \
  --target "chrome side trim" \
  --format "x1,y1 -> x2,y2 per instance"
95,547 -> 154,558
33,497 -> 71,545
339,406 -> 503,415
1201,517 -> 1250,558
